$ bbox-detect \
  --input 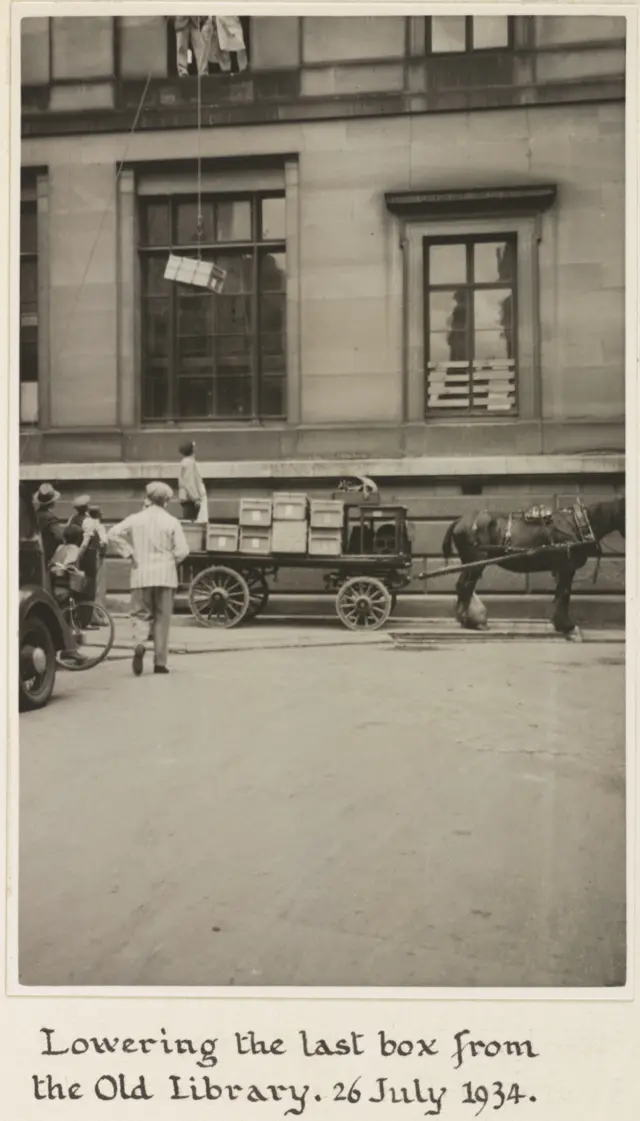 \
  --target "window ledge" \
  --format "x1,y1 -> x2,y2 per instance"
385,184 -> 557,220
